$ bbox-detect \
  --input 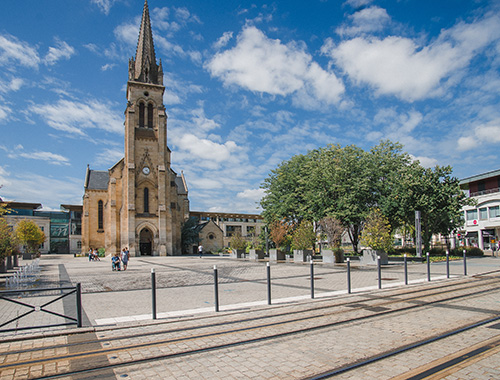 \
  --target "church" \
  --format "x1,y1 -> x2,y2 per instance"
81,1 -> 189,257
